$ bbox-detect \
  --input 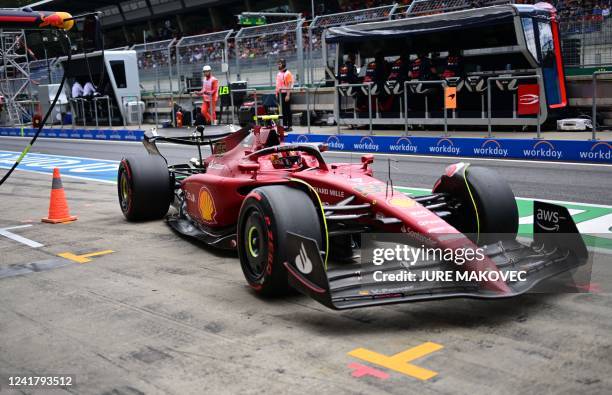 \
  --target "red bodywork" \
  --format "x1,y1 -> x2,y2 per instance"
179,125 -> 509,293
